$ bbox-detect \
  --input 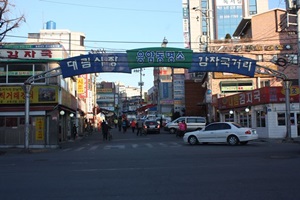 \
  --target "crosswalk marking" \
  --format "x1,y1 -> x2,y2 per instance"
61,142 -> 183,152
103,145 -> 126,150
